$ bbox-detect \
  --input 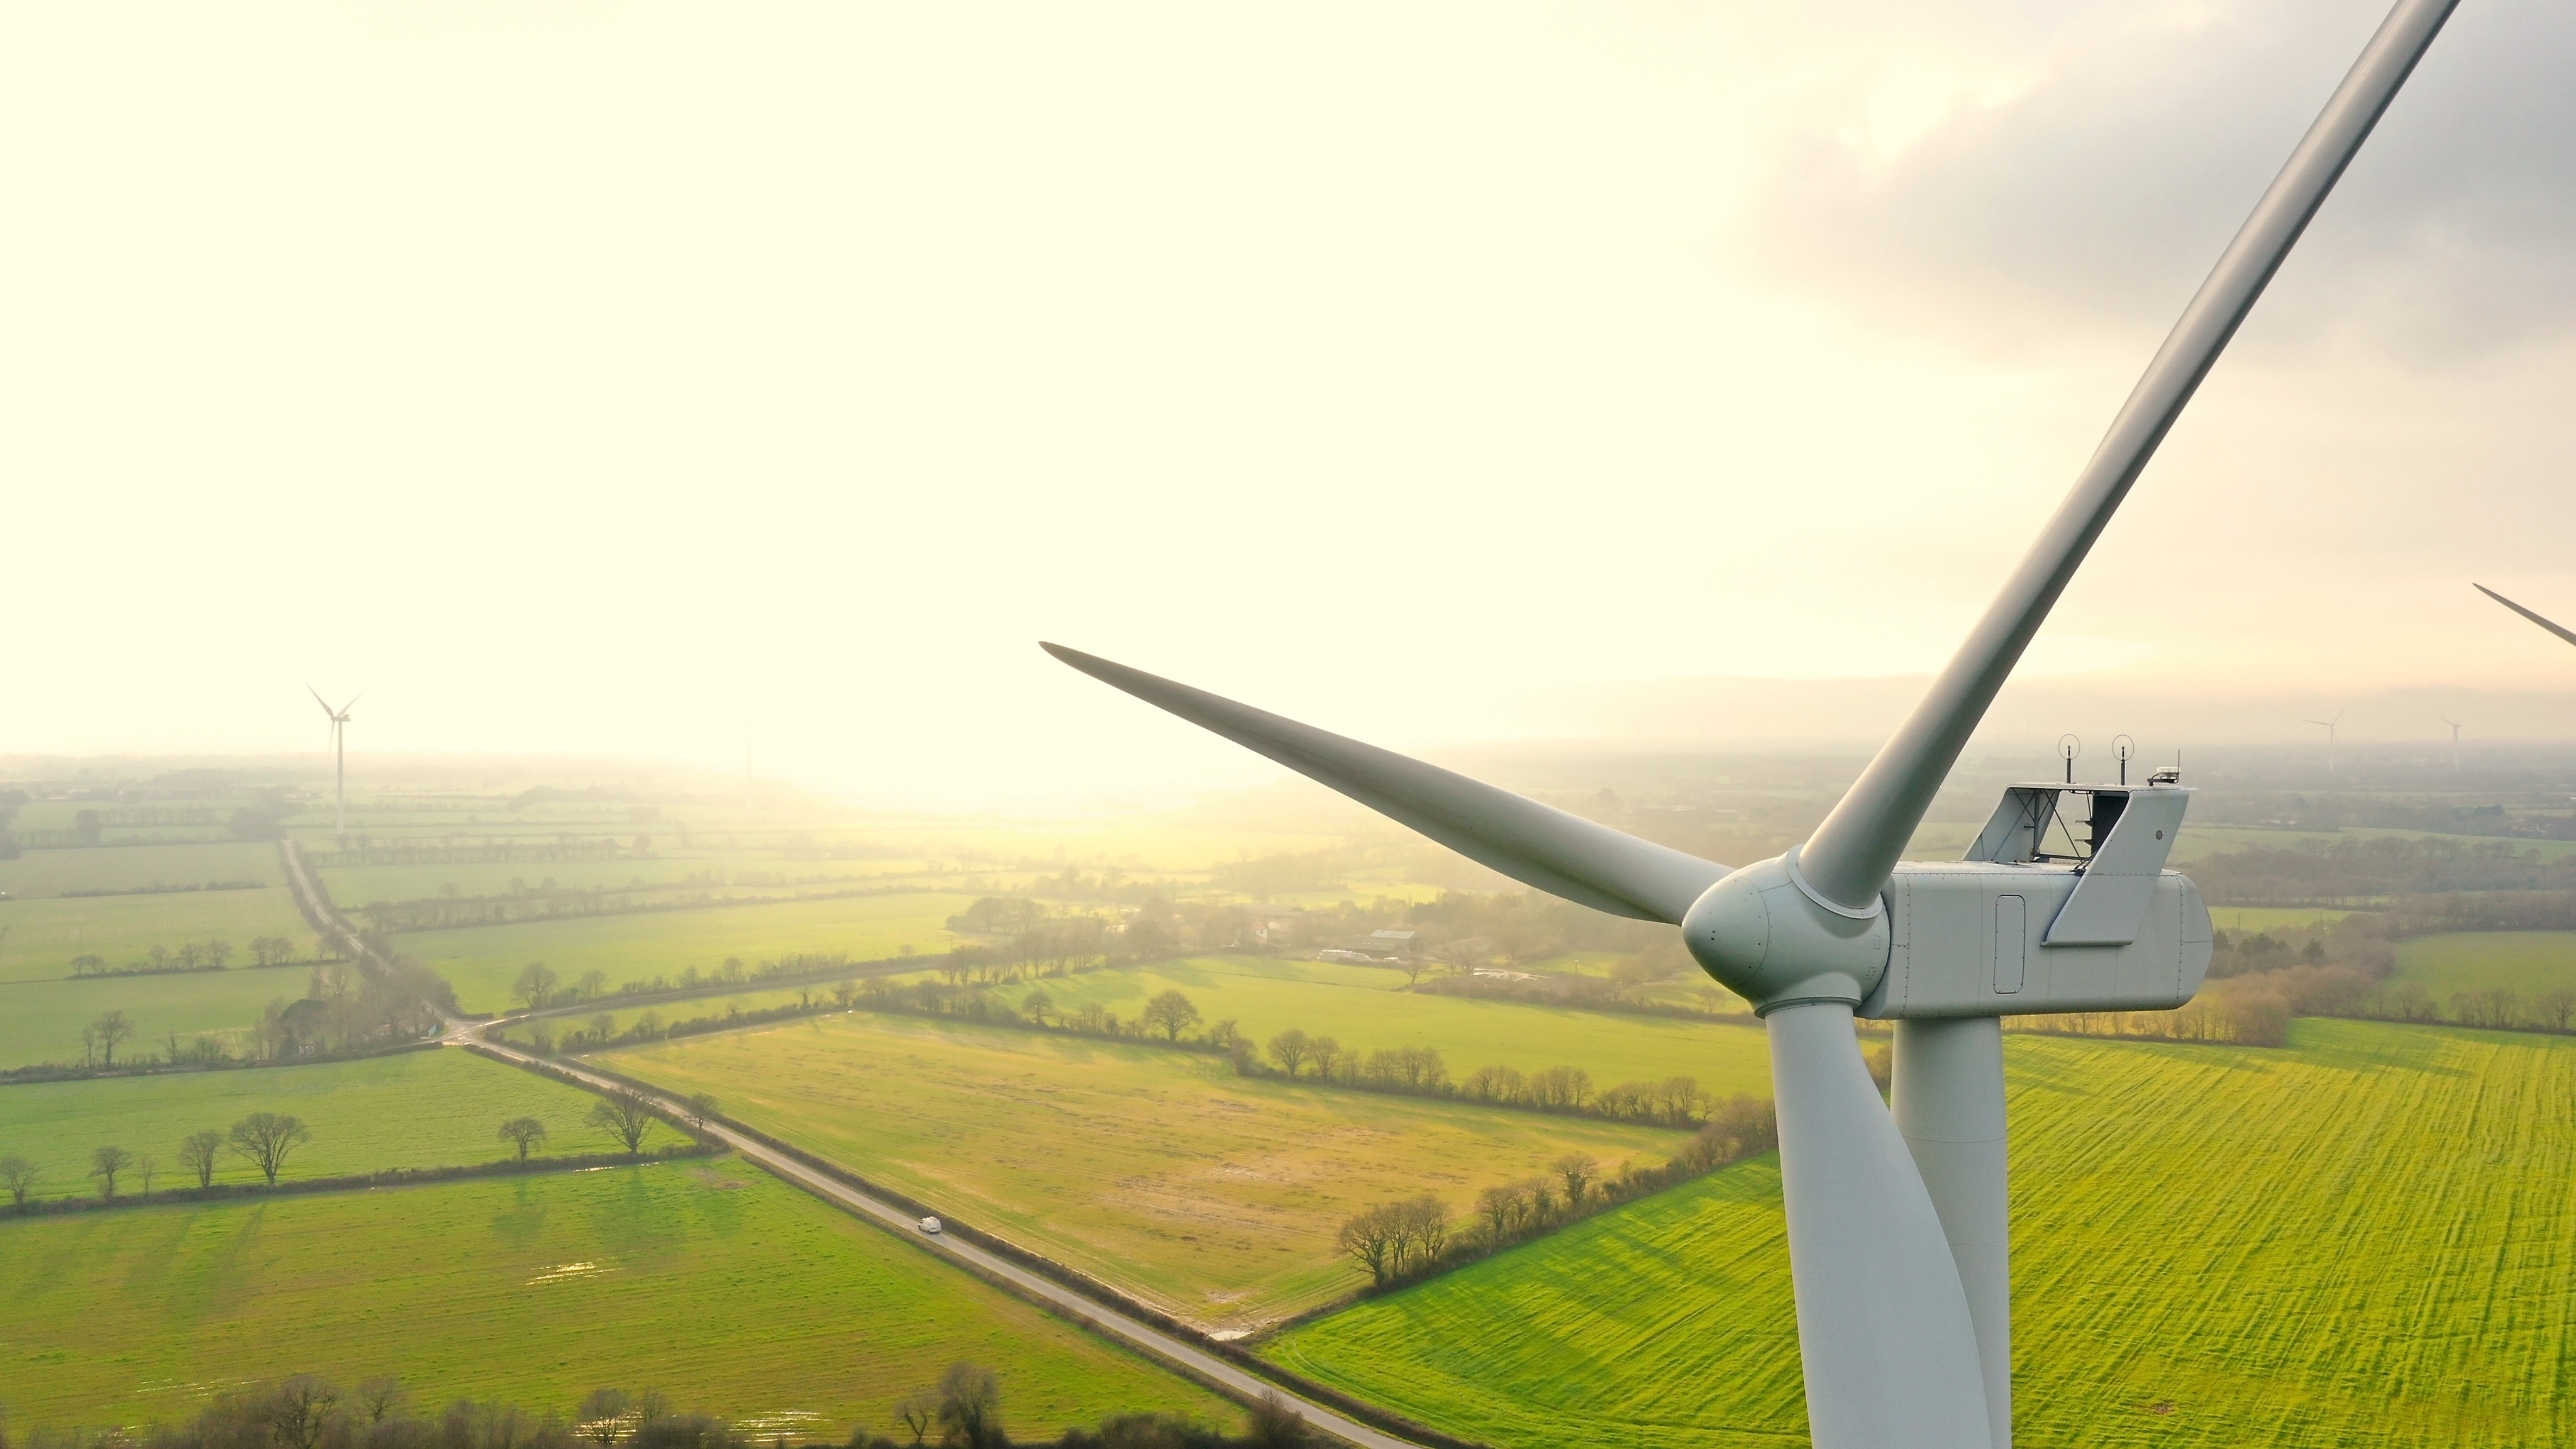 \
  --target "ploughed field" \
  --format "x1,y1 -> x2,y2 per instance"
0,1050 -> 611,1198
0,1165 -> 1231,1436
1268,1018 -> 2576,1449
597,1012 -> 1690,1329
400,893 -> 975,1012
